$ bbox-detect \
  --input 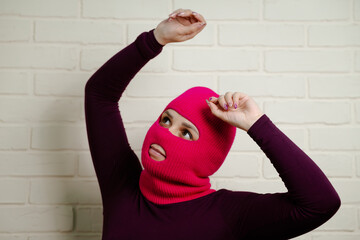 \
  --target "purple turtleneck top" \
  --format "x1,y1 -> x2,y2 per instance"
84,29 -> 341,240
